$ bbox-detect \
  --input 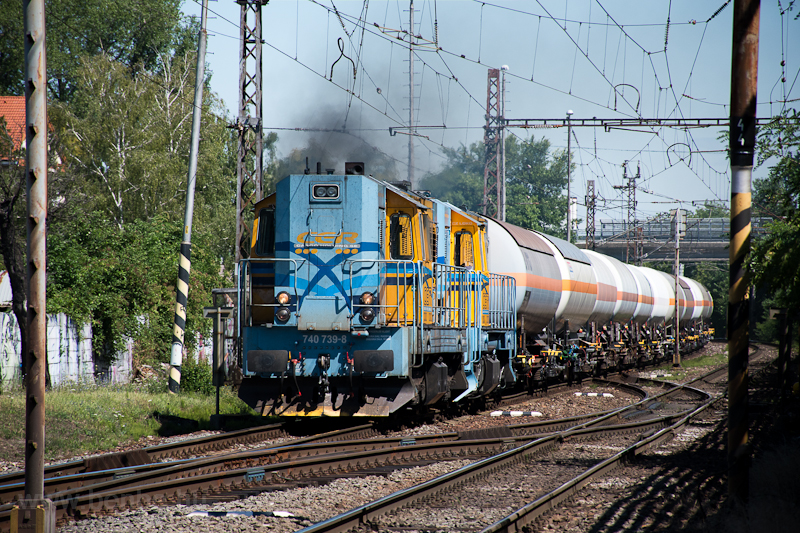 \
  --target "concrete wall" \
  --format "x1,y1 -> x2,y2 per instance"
0,312 -> 133,386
